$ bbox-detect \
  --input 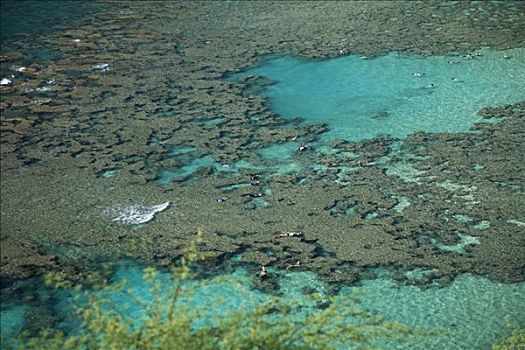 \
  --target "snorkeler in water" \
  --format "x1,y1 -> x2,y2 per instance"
256,265 -> 268,279
286,260 -> 302,270
297,144 -> 310,152
275,231 -> 304,238
357,160 -> 375,167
